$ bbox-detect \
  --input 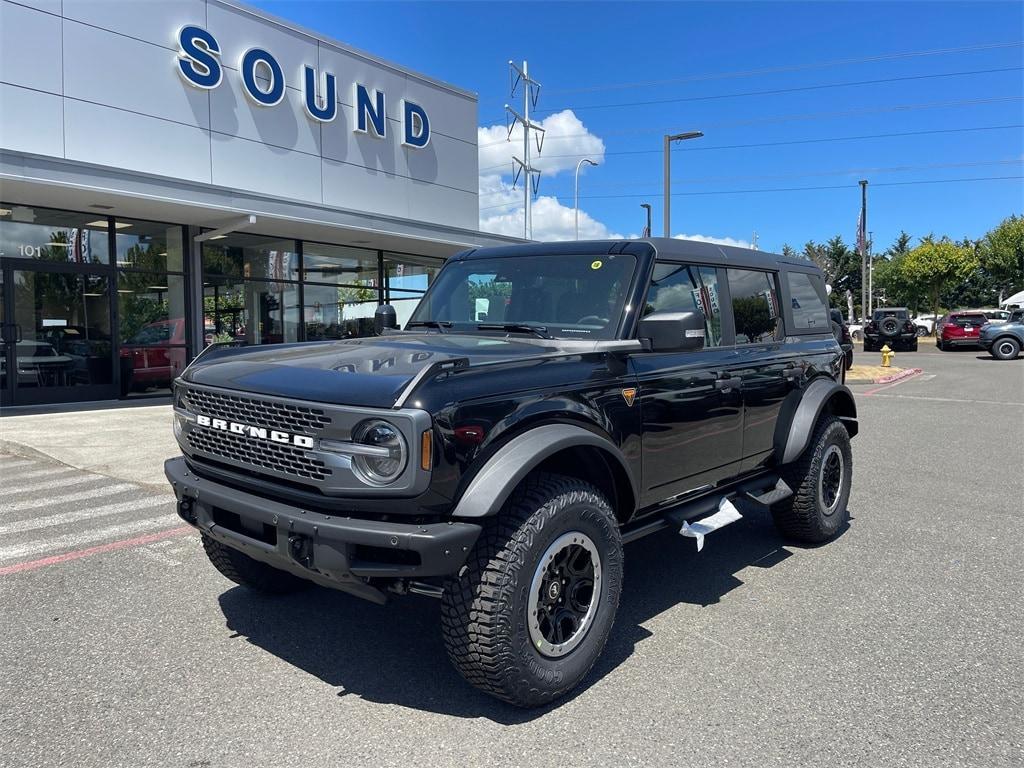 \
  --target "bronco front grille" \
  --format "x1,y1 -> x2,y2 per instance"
185,387 -> 331,434
187,427 -> 331,482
